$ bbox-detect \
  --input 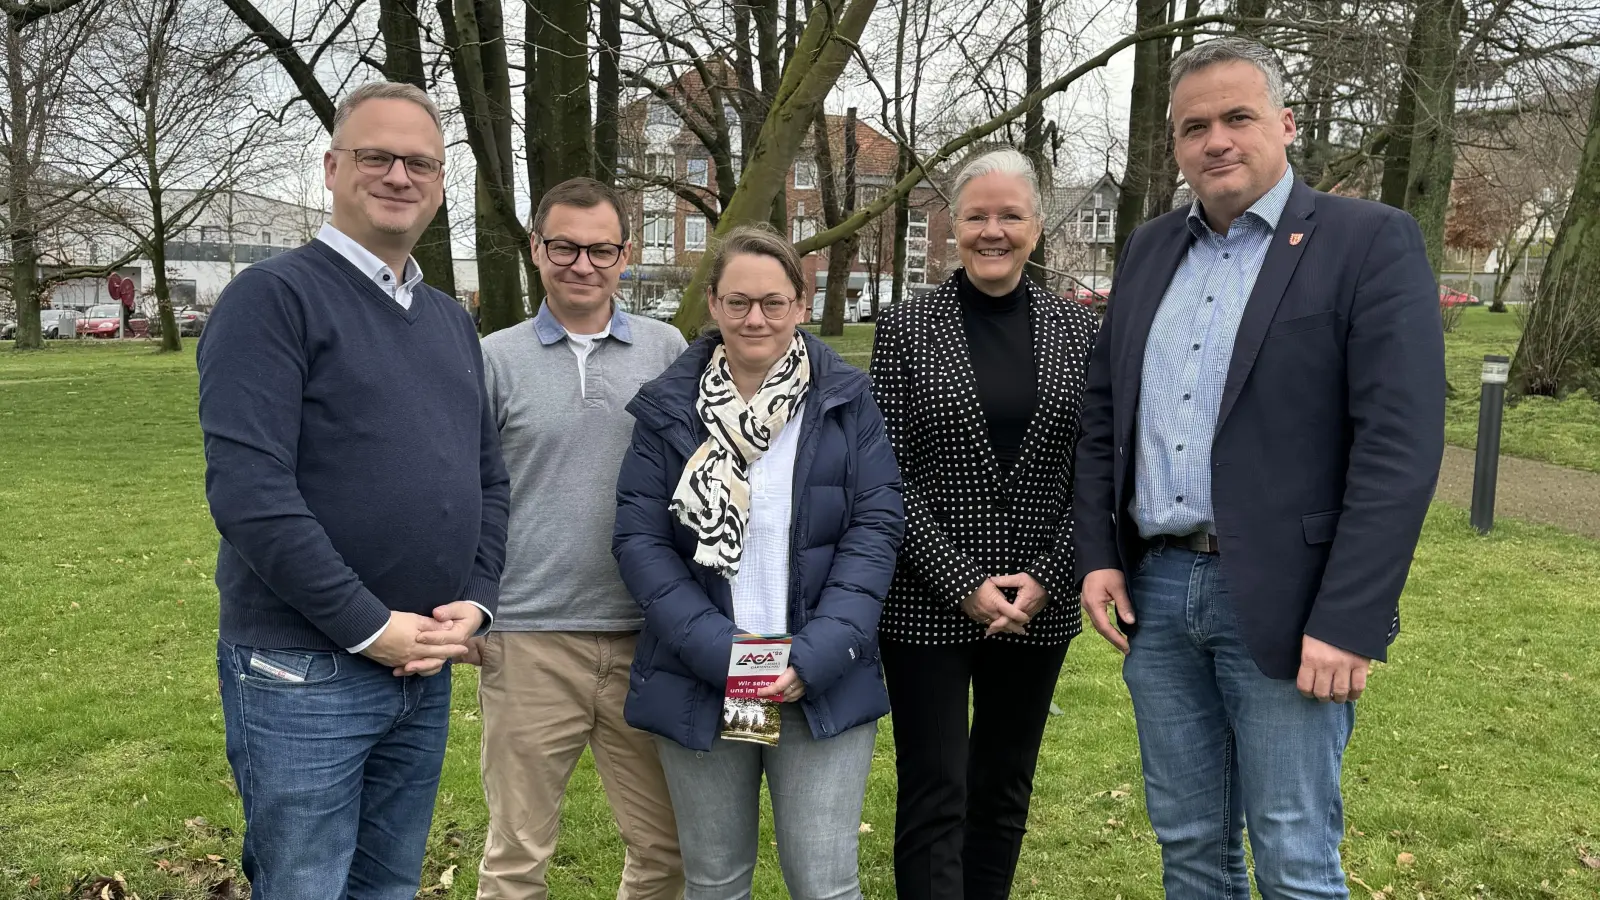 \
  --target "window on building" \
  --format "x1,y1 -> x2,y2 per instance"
792,216 -> 818,244
645,187 -> 674,211
200,226 -> 221,243
731,156 -> 743,184
905,209 -> 929,285
261,231 -> 272,246
686,158 -> 709,187
793,158 -> 818,190
646,101 -> 677,127
684,214 -> 707,251
644,215 -> 674,264
907,210 -> 928,241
